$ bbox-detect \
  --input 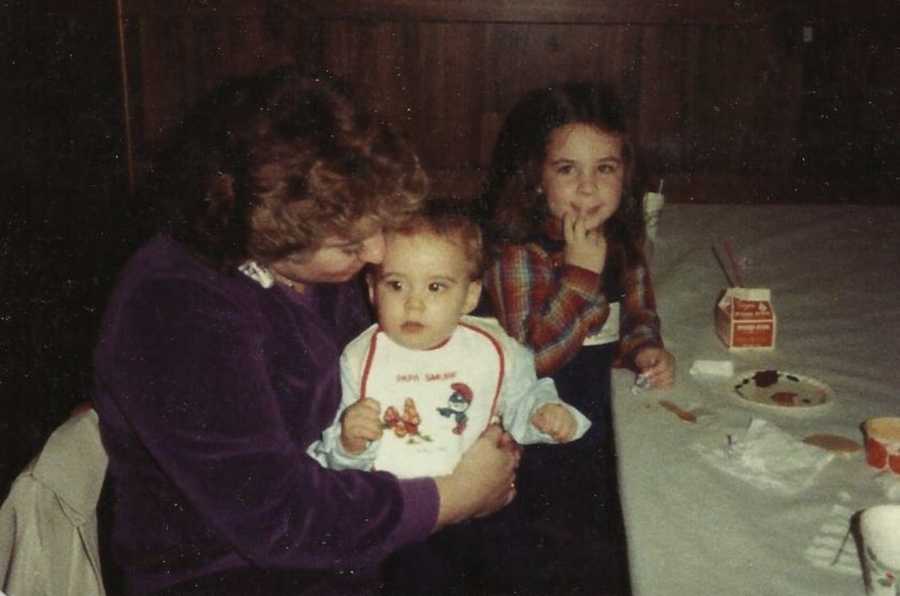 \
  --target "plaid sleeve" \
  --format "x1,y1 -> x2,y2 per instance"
484,243 -> 610,376
616,251 -> 664,369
